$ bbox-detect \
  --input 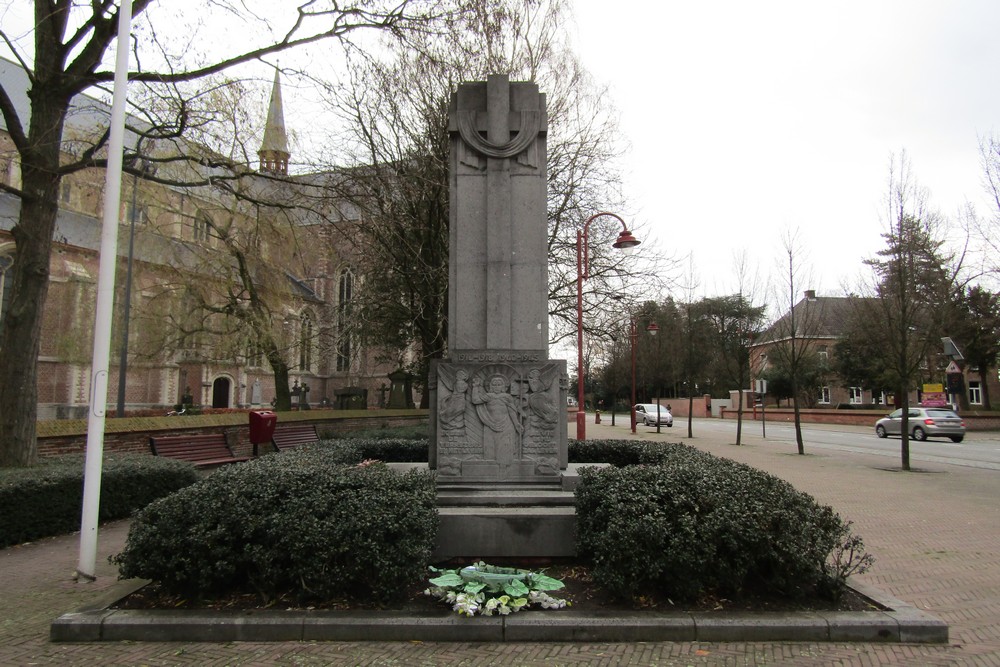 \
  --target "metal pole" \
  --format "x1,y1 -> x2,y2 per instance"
761,396 -> 767,438
78,0 -> 134,581
115,170 -> 140,416
576,229 -> 586,441
630,318 -> 637,433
